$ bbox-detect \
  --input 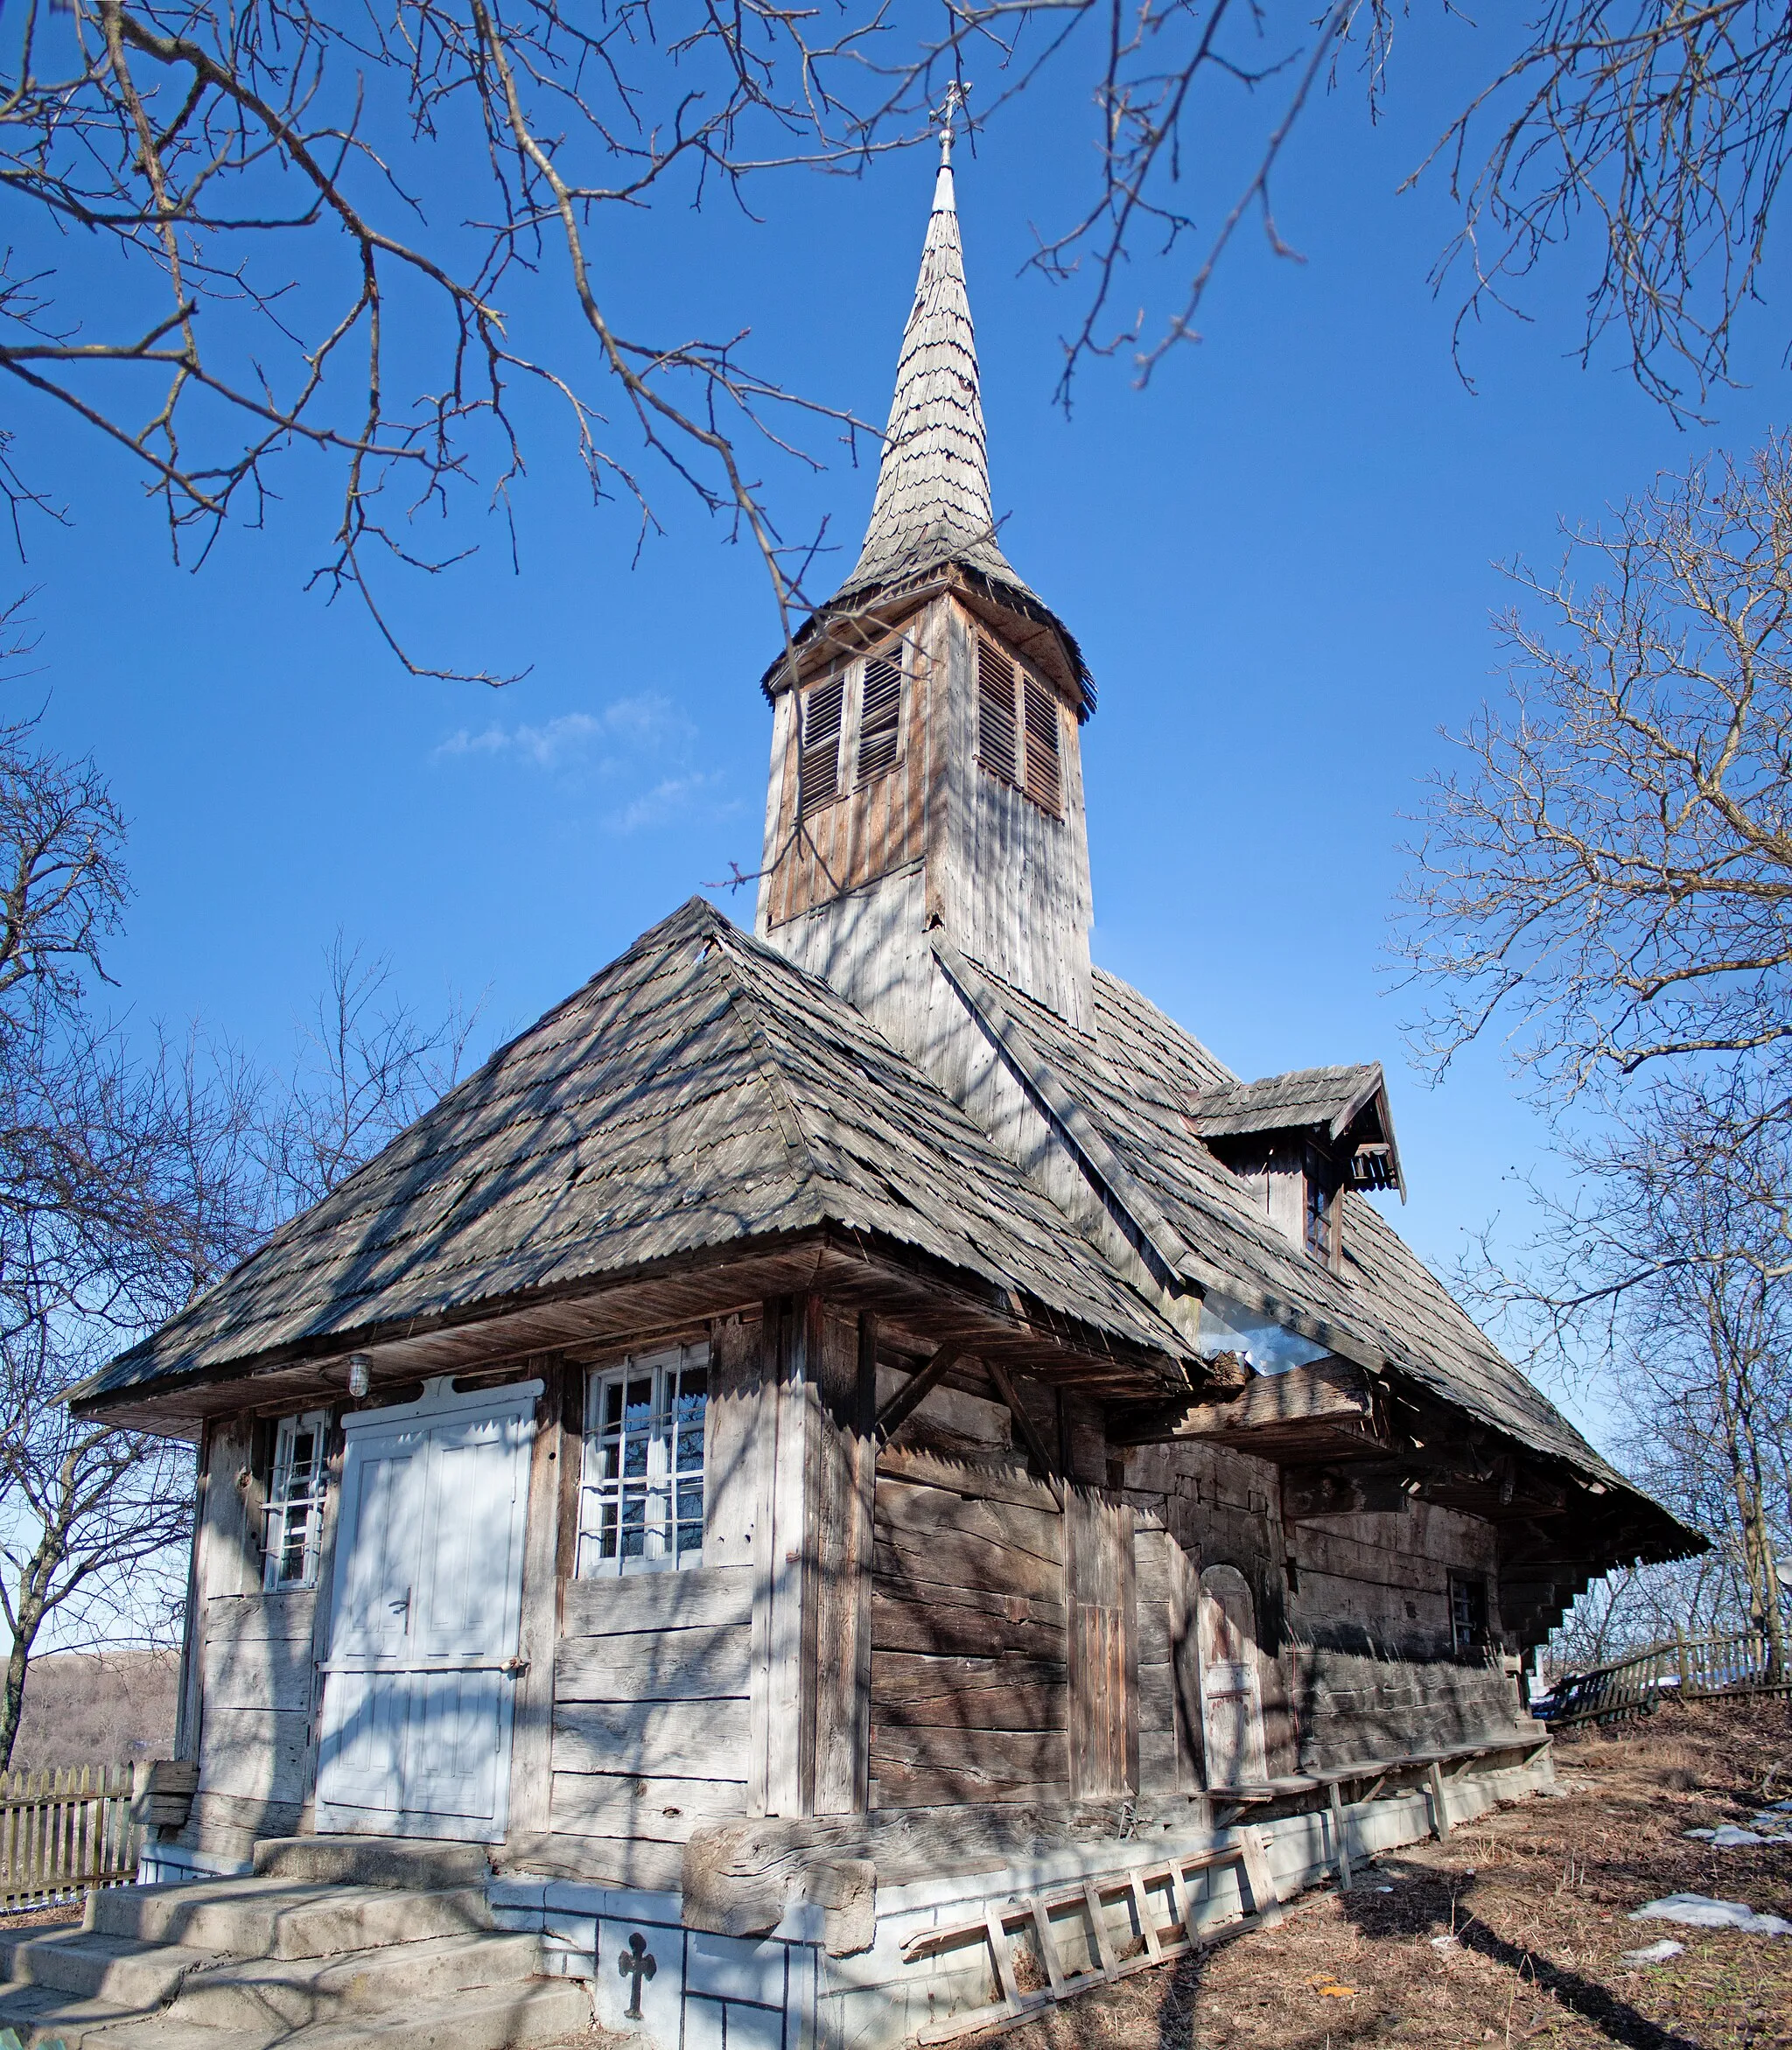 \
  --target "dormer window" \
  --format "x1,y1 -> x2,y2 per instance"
797,645 -> 905,818
1305,1164 -> 1340,1271
977,635 -> 1061,815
